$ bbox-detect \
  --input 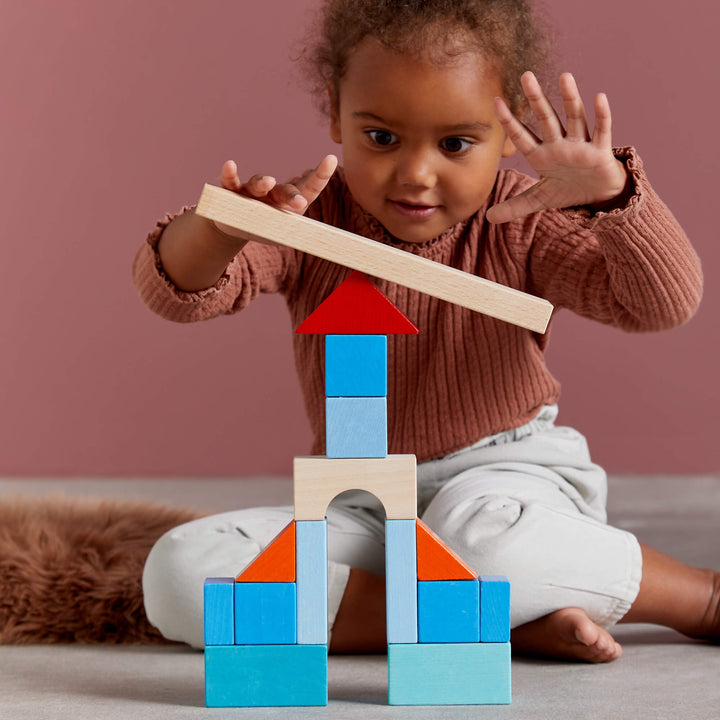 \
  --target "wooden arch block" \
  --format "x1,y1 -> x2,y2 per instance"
236,521 -> 296,583
416,519 -> 476,581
